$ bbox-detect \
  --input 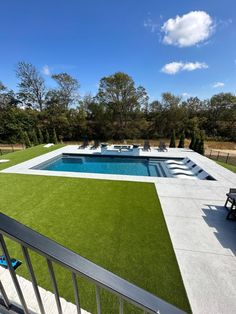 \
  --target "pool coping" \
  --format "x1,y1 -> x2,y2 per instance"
1,145 -> 234,185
